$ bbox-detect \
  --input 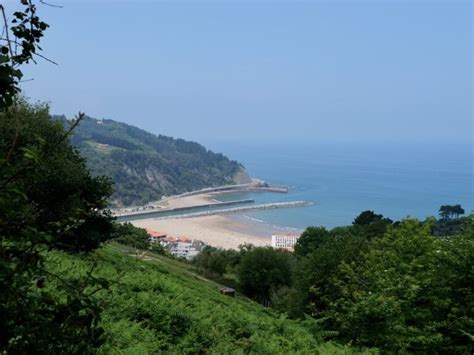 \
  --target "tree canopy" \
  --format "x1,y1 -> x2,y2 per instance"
0,1 -> 49,108
237,247 -> 294,305
439,204 -> 465,220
